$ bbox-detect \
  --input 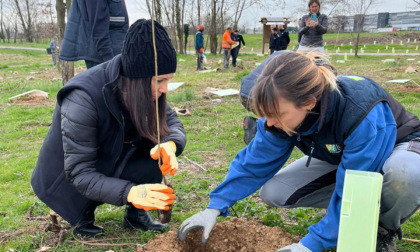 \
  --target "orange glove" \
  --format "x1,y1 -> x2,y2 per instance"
150,141 -> 178,176
199,48 -> 204,56
127,184 -> 175,211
